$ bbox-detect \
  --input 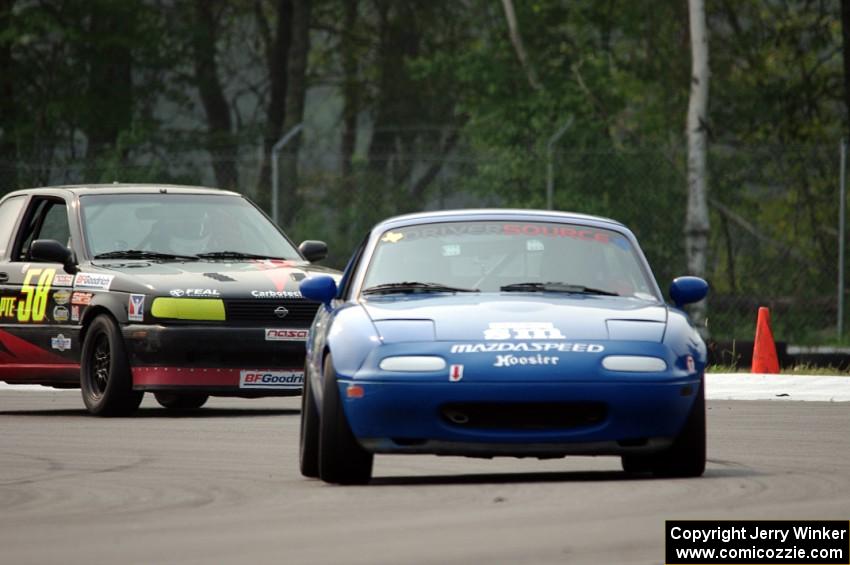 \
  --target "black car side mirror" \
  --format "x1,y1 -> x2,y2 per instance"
298,240 -> 328,263
30,239 -> 78,274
